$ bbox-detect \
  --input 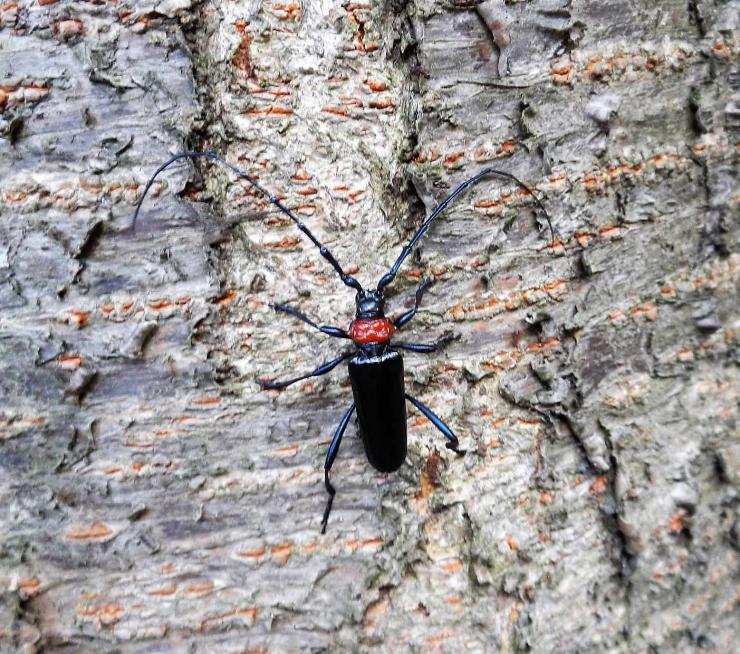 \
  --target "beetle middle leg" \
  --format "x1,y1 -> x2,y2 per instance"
322,403 -> 356,533
394,331 -> 459,353
405,393 -> 466,455
271,302 -> 349,339
257,351 -> 354,390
